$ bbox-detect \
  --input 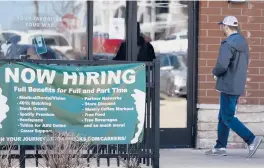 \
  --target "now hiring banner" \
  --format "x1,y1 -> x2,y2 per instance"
0,62 -> 146,145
